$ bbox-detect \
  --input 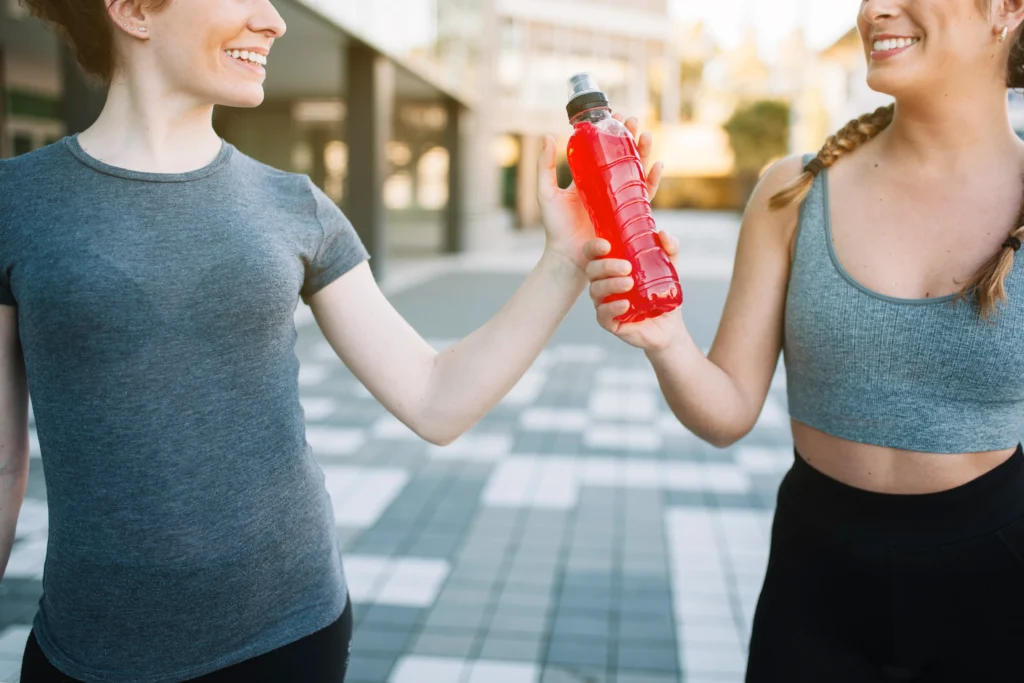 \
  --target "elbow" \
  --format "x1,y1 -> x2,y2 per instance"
688,417 -> 755,450
408,406 -> 479,448
410,419 -> 463,448
706,418 -> 758,450
706,433 -> 738,450
420,430 -> 459,448
706,430 -> 744,450
0,442 -> 31,479
700,397 -> 761,449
